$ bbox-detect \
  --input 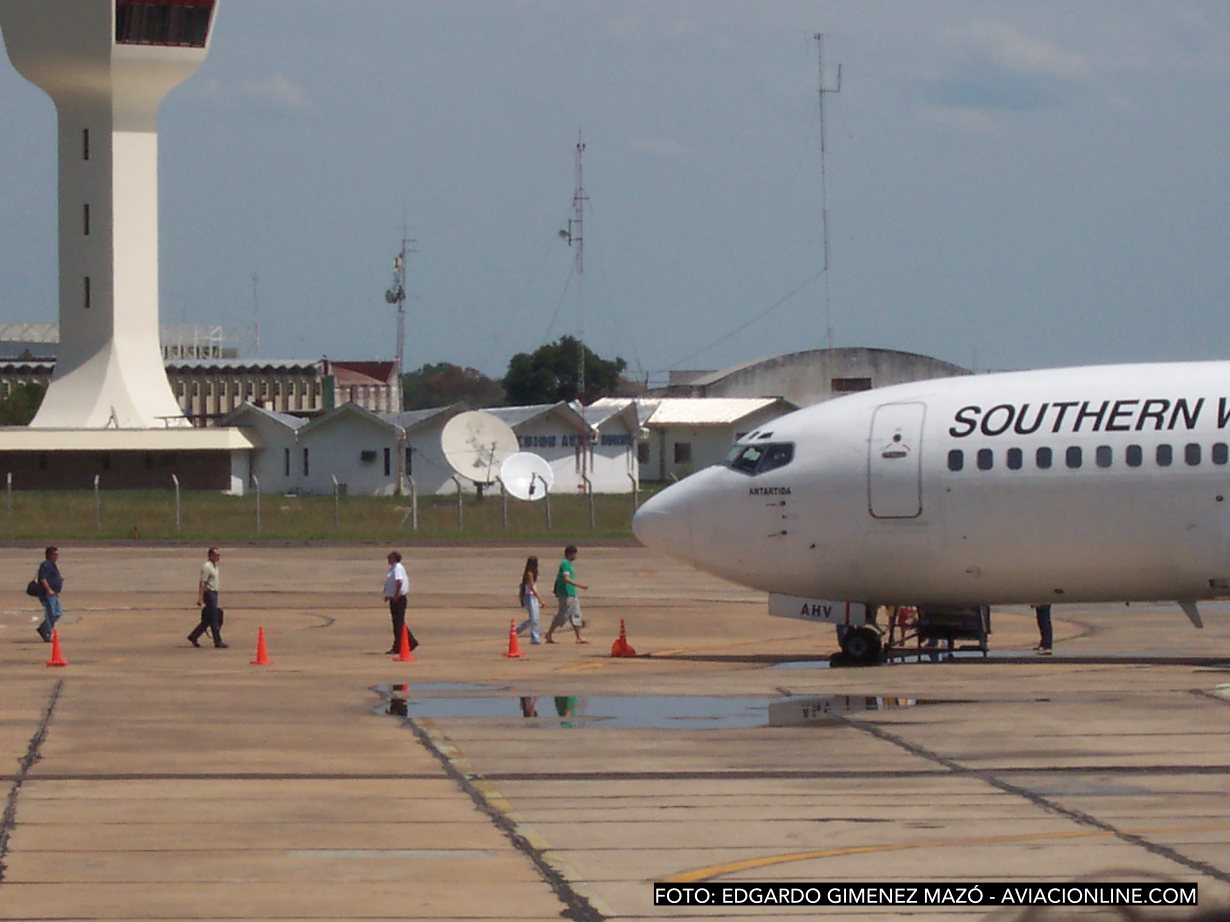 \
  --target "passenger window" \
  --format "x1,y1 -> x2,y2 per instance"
1215,443 -> 1229,465
1156,444 -> 1173,467
1096,446 -> 1112,468
977,448 -> 993,471
1006,448 -> 1023,470
948,449 -> 964,472
1066,446 -> 1082,469
1126,444 -> 1143,467
1036,447 -> 1052,470
1185,443 -> 1201,466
